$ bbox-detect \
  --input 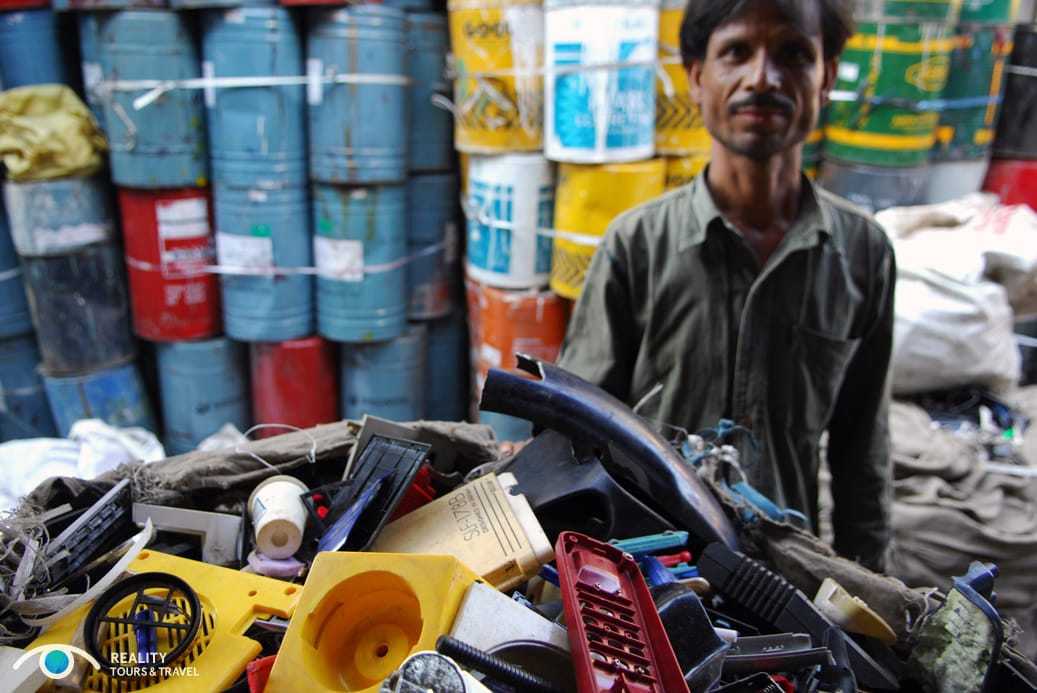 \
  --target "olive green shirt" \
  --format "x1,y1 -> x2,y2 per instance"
557,170 -> 895,571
